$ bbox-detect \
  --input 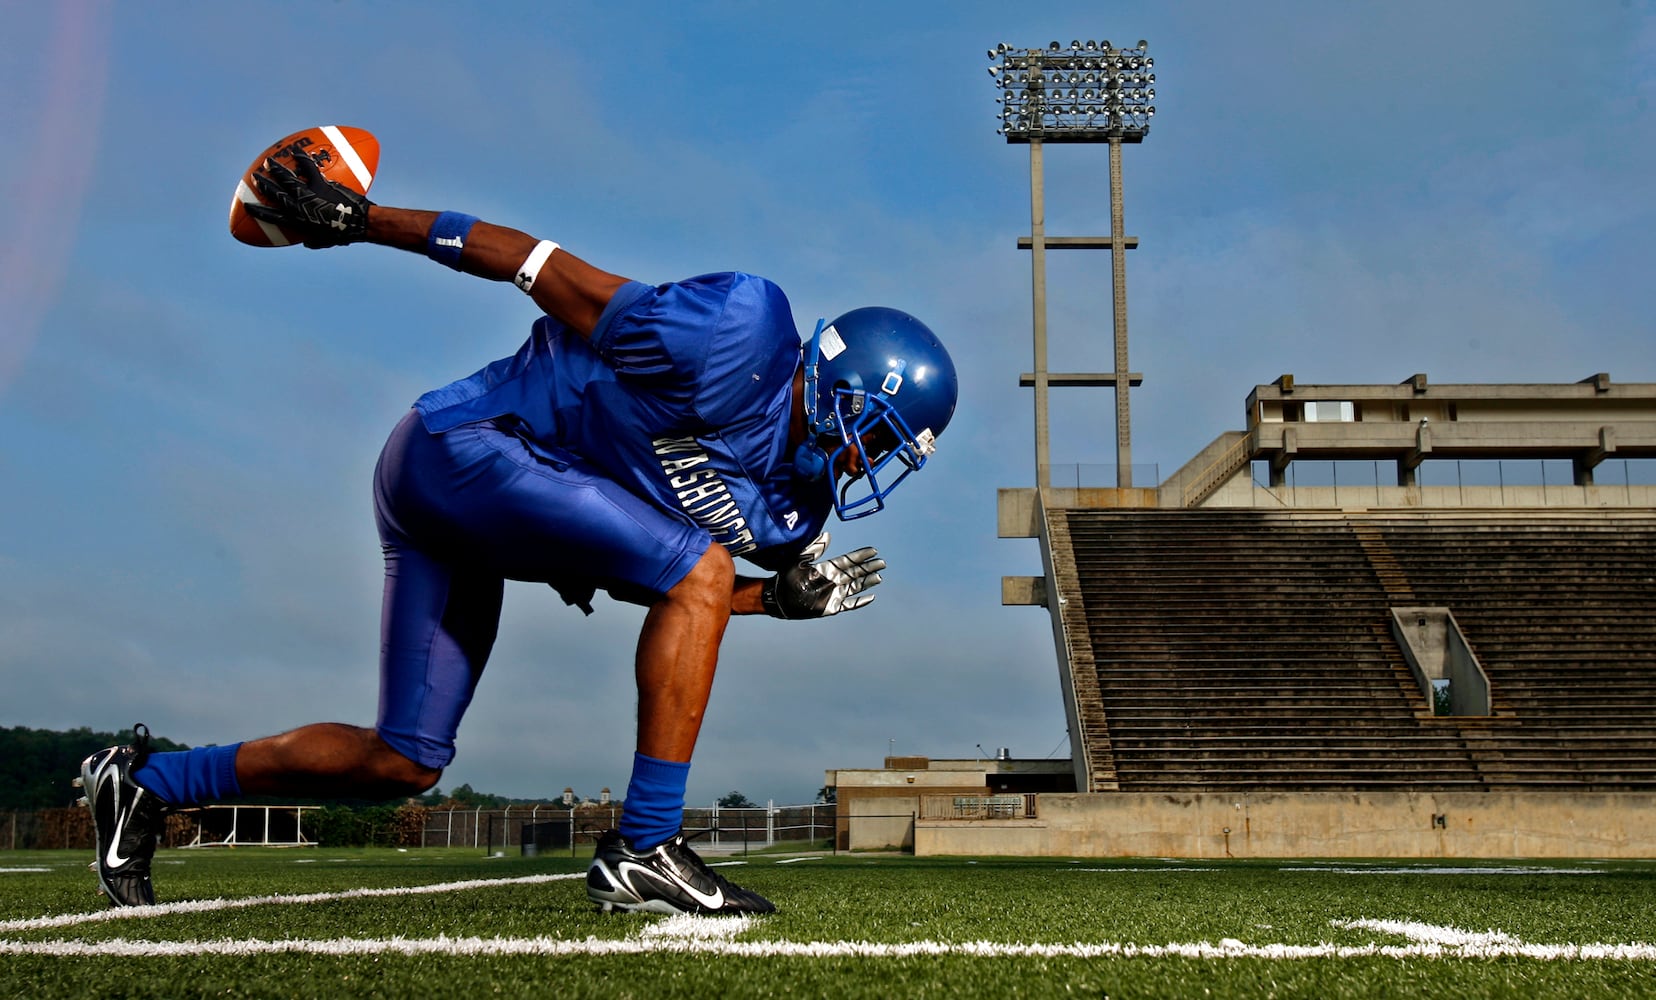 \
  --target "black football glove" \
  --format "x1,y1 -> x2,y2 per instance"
760,531 -> 885,620
246,149 -> 373,248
